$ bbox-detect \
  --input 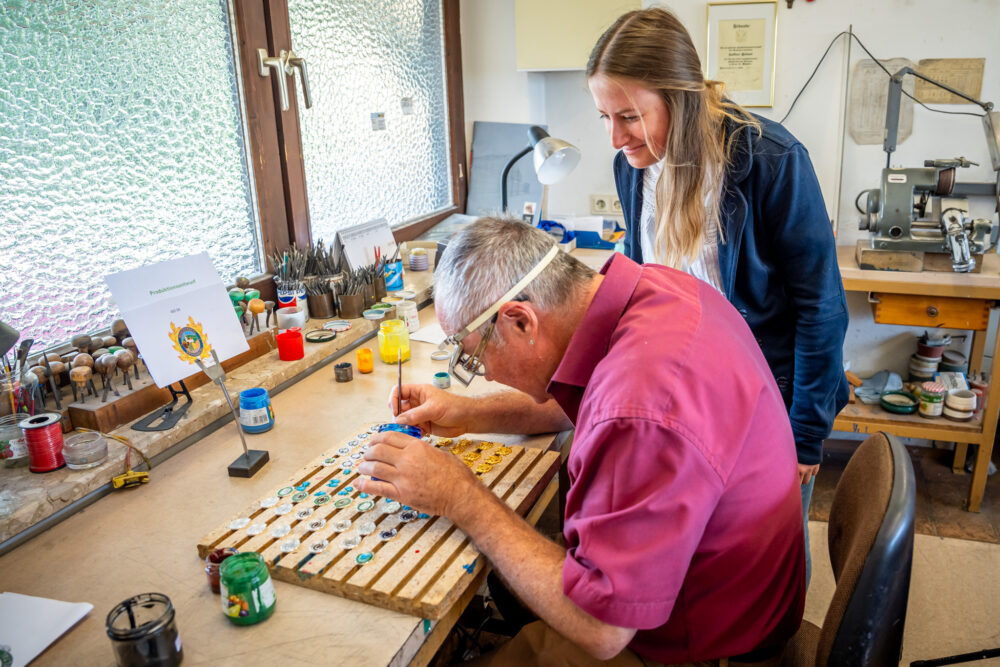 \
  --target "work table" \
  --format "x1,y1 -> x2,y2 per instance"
0,304 -> 562,665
